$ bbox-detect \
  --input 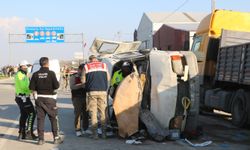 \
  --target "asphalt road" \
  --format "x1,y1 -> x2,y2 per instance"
0,78 -> 249,150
